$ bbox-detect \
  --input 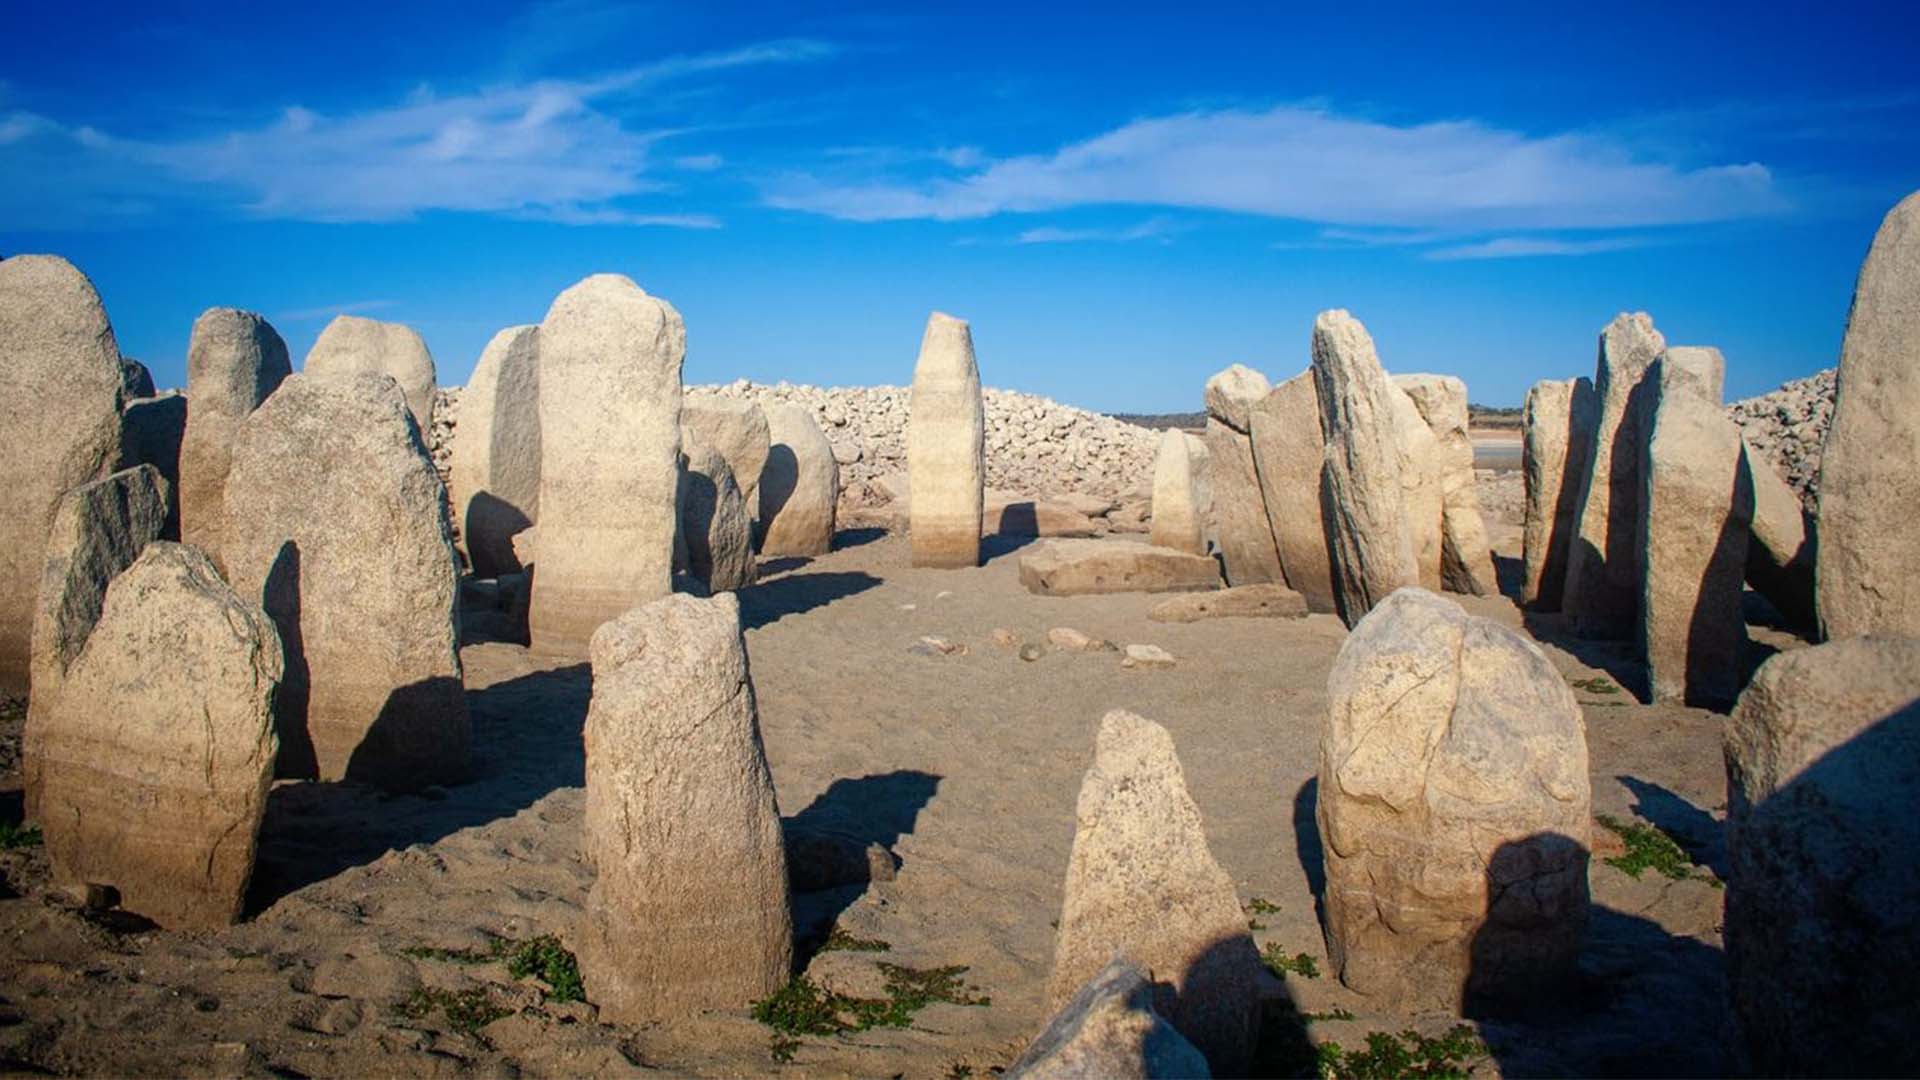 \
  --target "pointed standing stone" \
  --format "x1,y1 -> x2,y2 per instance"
1521,377 -> 1596,610
1009,957 -> 1212,1079
179,308 -> 292,571
1149,429 -> 1211,556
1202,364 -> 1286,586
678,437 -> 757,591
528,275 -> 684,657
1312,311 -> 1419,627
684,392 -> 771,511
1250,369 -> 1339,613
759,403 -> 840,556
577,592 -> 793,1024
908,312 -> 985,568
1396,374 -> 1498,595
449,325 -> 541,578
303,314 -> 438,433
